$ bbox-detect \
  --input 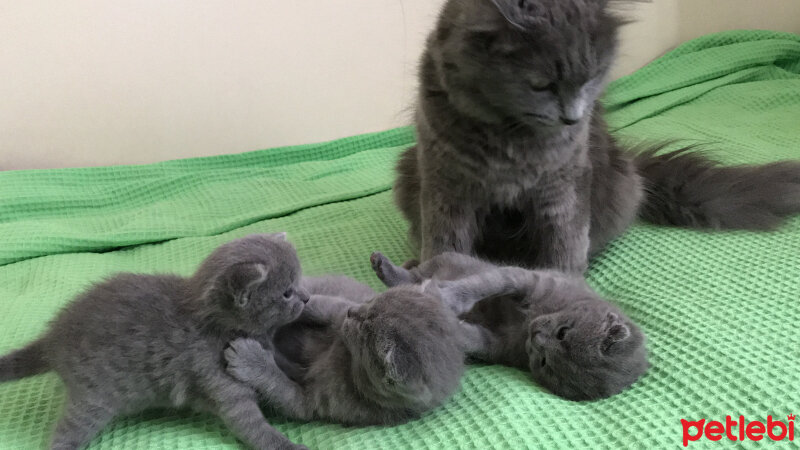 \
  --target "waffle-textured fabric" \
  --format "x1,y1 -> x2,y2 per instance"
1,30 -> 799,449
